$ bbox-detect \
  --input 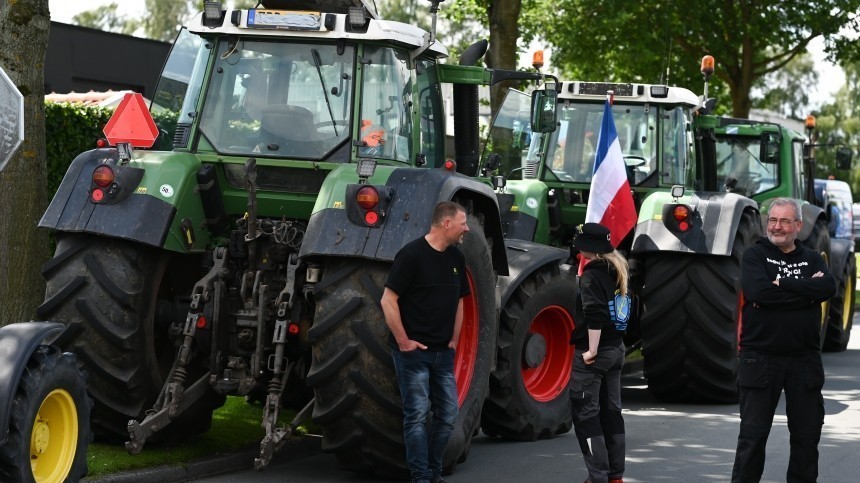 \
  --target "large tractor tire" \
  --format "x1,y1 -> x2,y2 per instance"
802,220 -> 833,350
308,221 -> 497,478
36,233 -> 223,442
0,346 -> 91,483
640,209 -> 759,403
482,266 -> 574,441
823,254 -> 855,352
